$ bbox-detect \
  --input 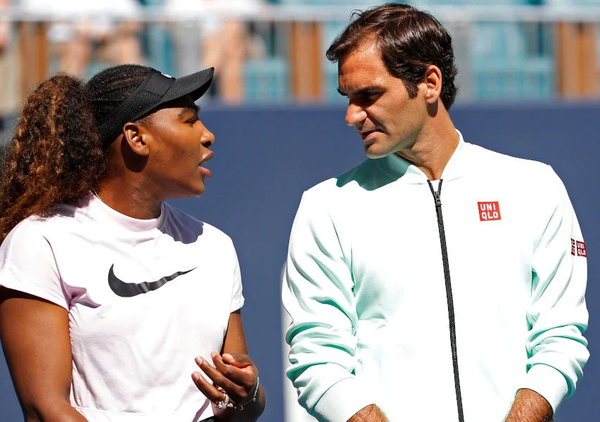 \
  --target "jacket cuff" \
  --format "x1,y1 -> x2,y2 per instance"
521,364 -> 569,413
312,377 -> 378,422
